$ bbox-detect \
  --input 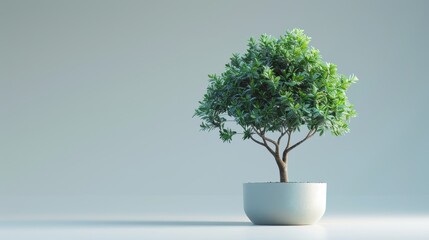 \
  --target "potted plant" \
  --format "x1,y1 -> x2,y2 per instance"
194,29 -> 357,225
